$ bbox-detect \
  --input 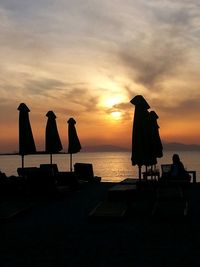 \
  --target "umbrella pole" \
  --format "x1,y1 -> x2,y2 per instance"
70,153 -> 73,172
22,155 -> 24,169
138,165 -> 142,181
